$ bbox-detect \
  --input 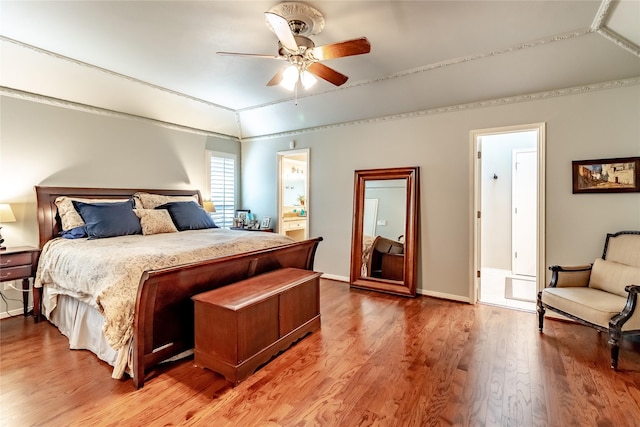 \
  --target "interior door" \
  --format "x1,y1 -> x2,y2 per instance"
362,198 -> 378,237
512,149 -> 537,277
